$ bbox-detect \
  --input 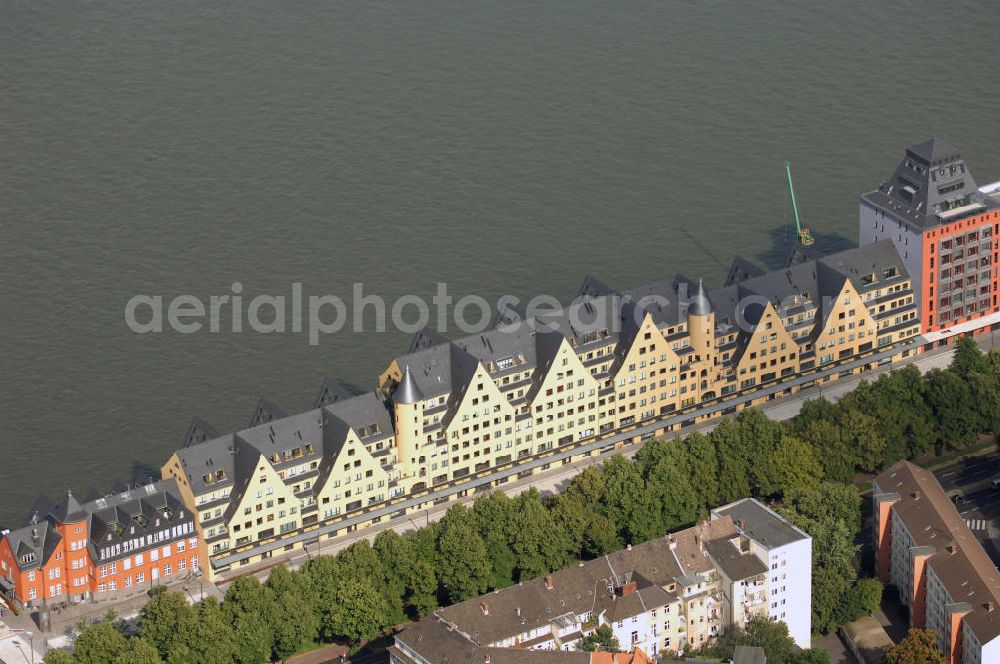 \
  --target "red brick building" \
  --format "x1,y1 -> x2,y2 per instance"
0,480 -> 200,611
